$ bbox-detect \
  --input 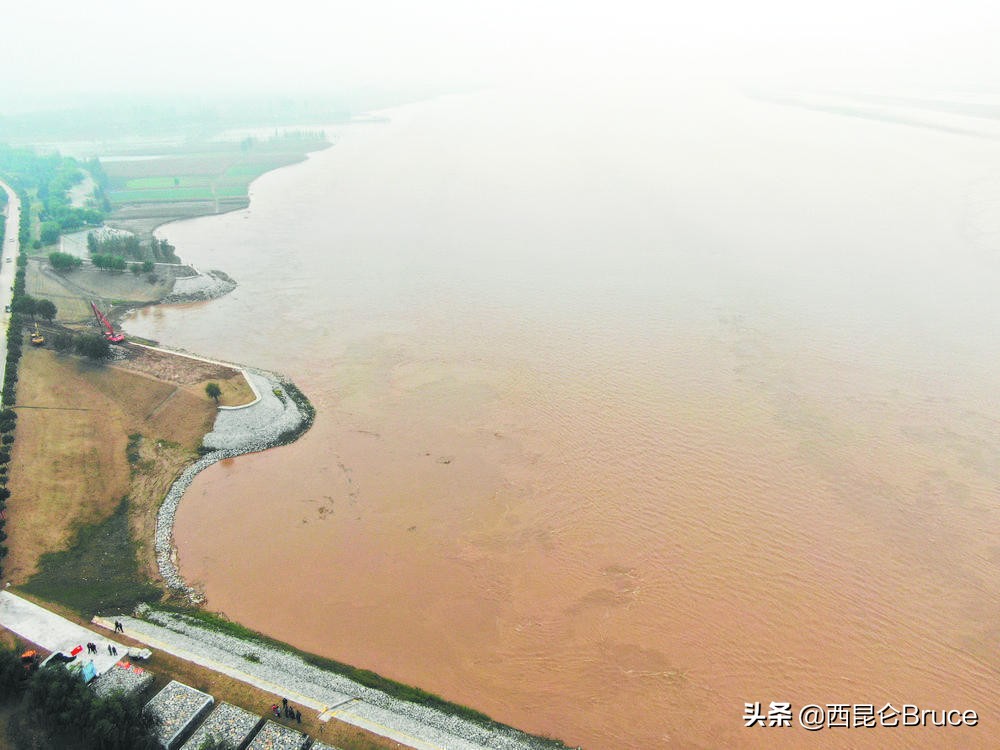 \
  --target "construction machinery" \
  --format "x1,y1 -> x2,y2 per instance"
30,323 -> 44,346
91,301 -> 125,343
